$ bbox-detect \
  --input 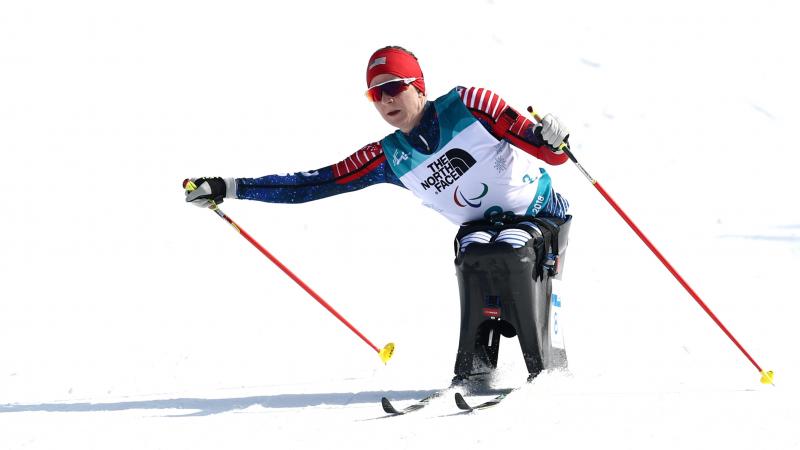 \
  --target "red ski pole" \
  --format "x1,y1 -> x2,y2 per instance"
527,107 -> 774,385
183,179 -> 395,364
